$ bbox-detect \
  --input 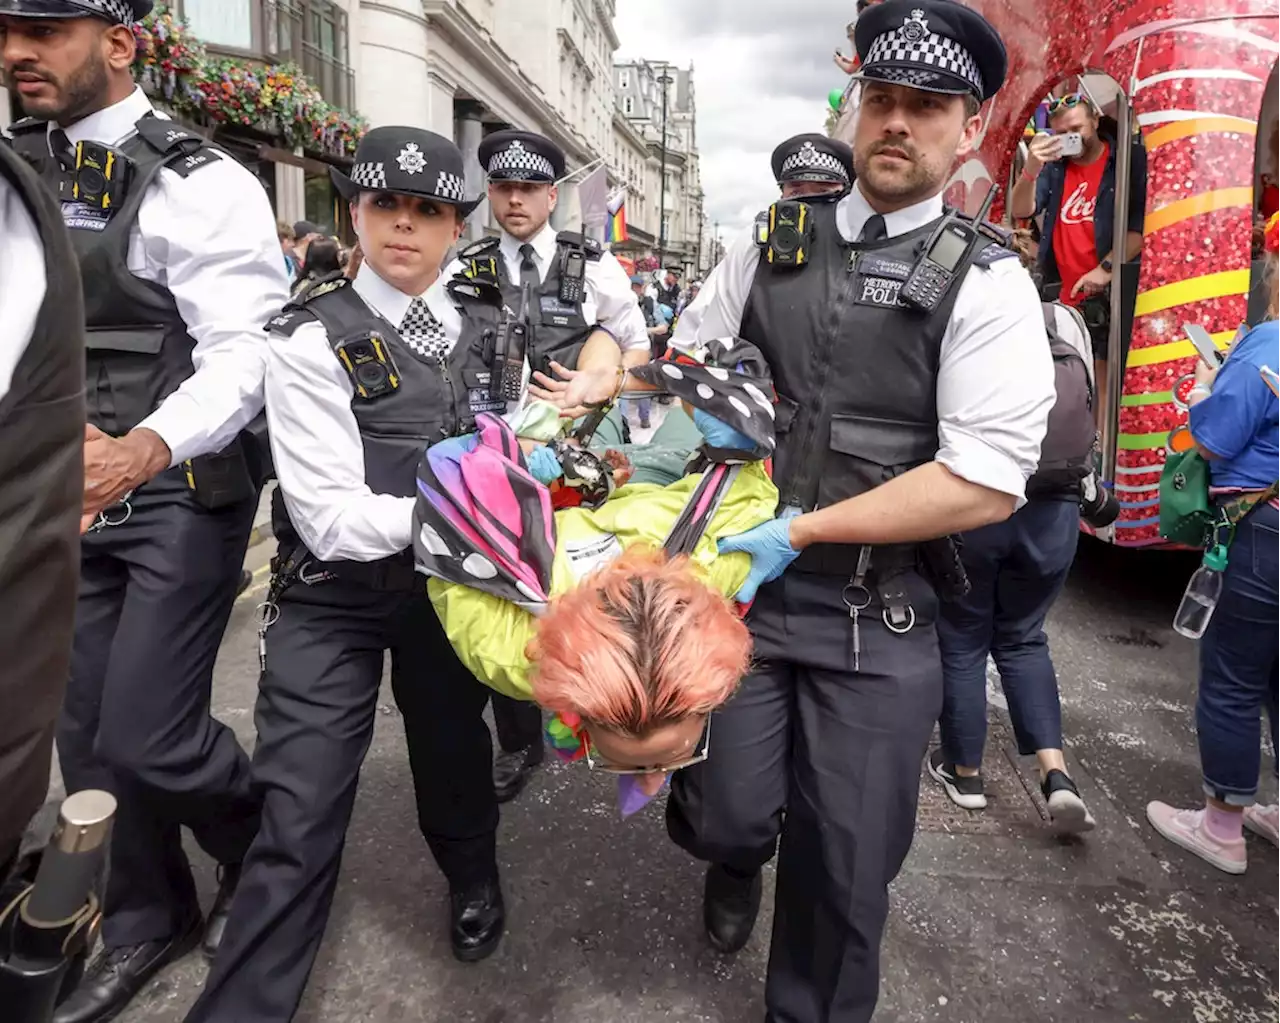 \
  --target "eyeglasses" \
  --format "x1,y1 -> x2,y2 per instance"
584,715 -> 712,776
1047,93 -> 1091,116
